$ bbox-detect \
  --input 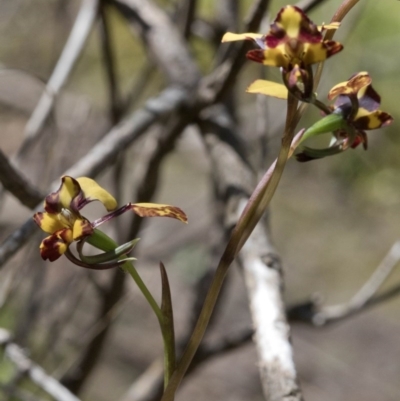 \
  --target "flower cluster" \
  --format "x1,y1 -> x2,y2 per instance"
222,5 -> 393,160
296,72 -> 393,161
222,5 -> 342,100
33,176 -> 187,268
